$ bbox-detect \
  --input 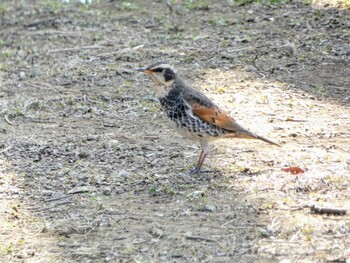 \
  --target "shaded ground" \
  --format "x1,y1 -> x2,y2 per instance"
0,0 -> 349,262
